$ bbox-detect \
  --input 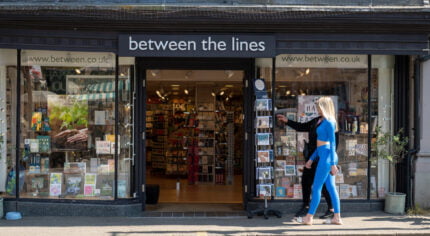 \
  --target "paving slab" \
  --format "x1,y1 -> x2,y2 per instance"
0,211 -> 429,235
